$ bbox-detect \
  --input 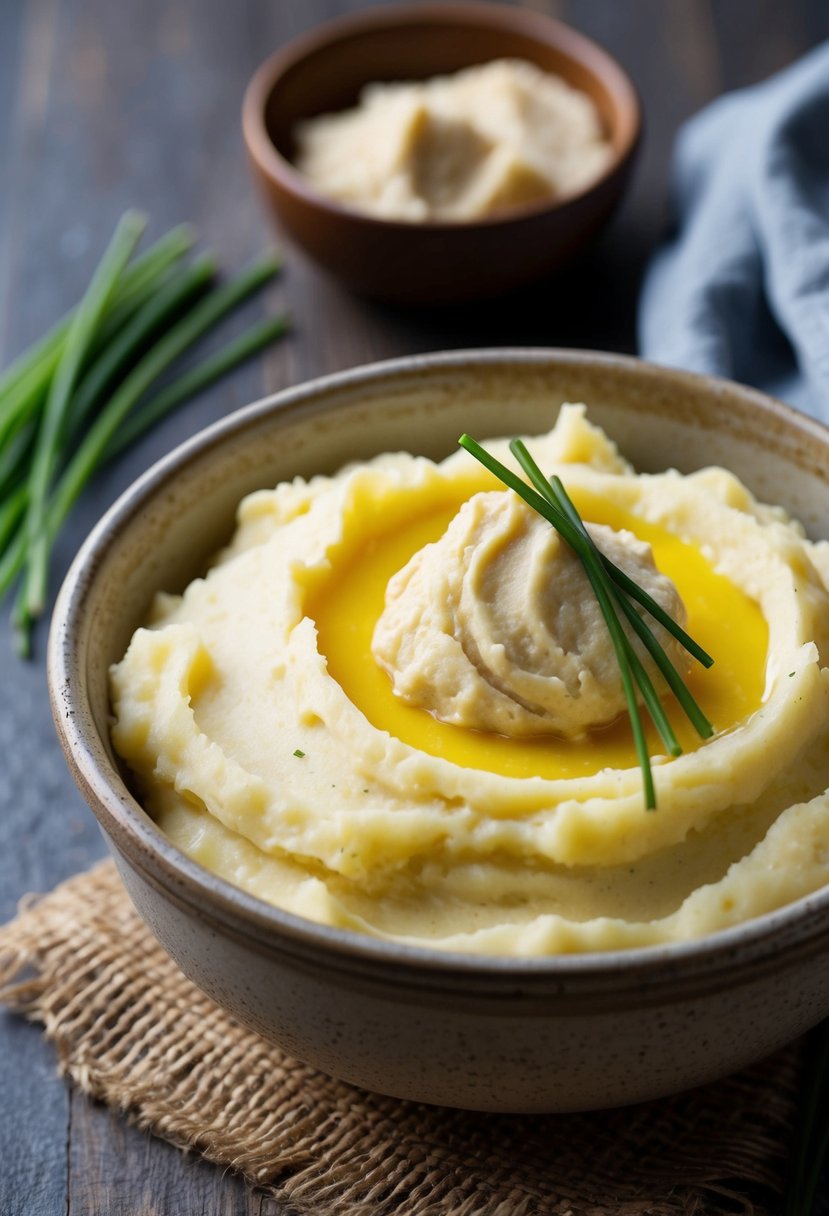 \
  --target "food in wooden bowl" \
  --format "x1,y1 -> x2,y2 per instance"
241,5 -> 640,302
49,351 -> 829,1112
292,59 -> 613,222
